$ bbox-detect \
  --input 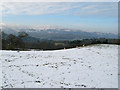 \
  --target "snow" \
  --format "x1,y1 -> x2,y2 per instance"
0,44 -> 118,88
0,52 -> 2,89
